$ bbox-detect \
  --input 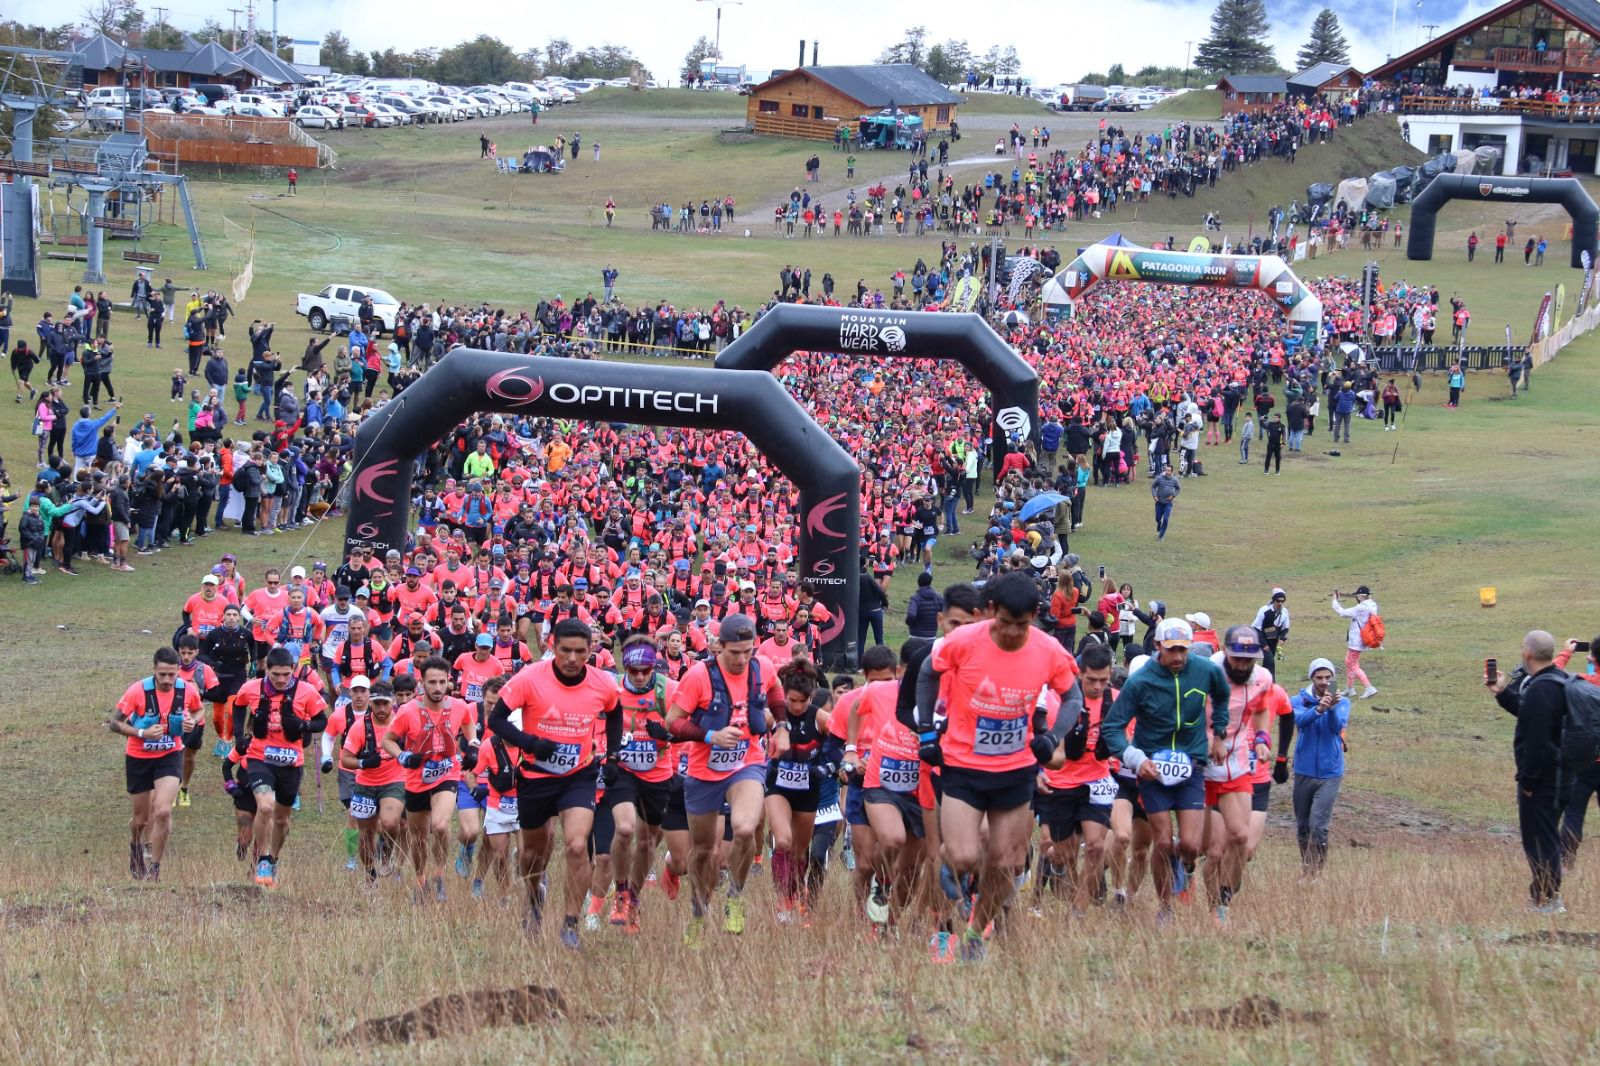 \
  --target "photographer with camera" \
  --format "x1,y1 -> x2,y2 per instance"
1487,630 -> 1570,913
